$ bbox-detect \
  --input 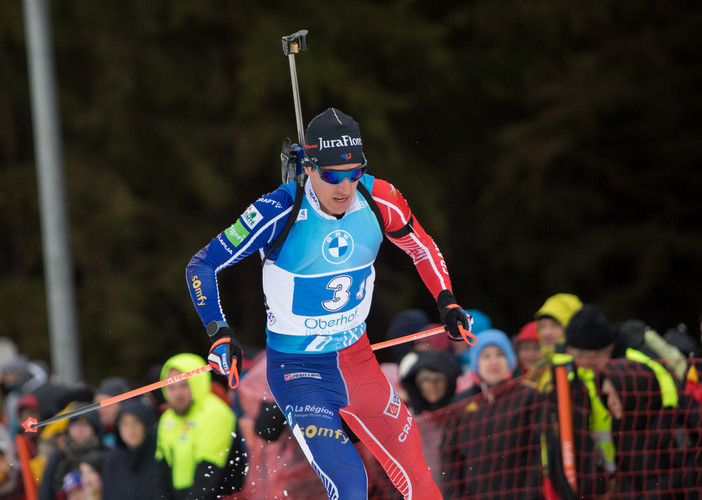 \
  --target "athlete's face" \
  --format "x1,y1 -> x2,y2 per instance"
305,163 -> 363,216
